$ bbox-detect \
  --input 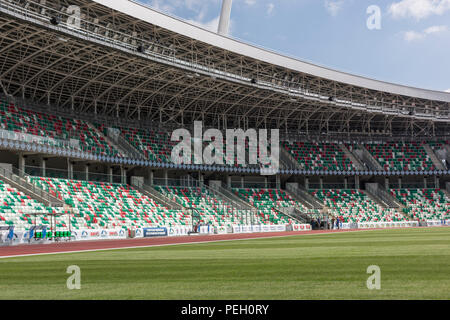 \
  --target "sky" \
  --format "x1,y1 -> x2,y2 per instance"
136,0 -> 450,93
